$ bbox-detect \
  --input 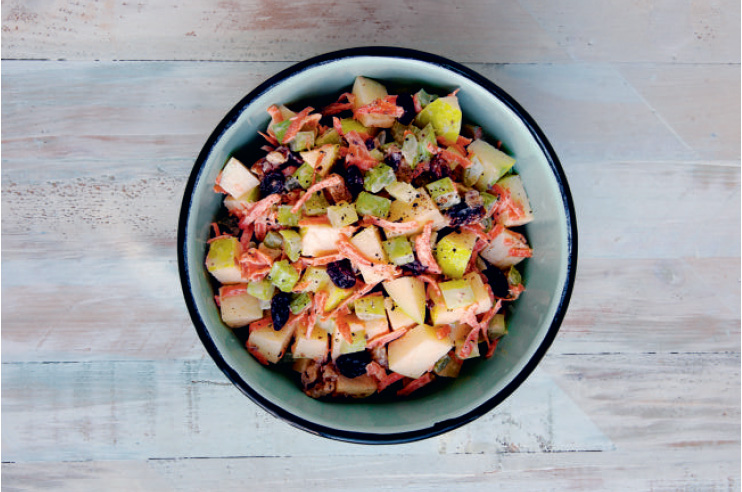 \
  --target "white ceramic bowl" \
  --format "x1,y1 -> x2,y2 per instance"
178,47 -> 577,443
